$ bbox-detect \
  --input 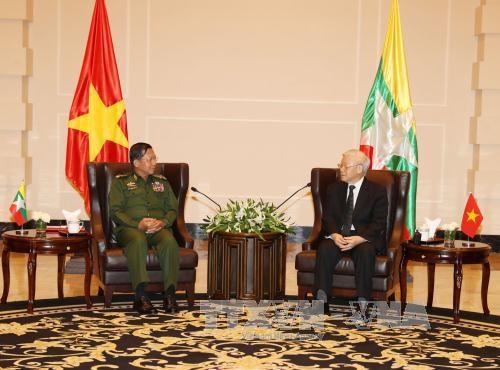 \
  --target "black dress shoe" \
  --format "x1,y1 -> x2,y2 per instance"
164,294 -> 178,313
323,301 -> 330,316
133,296 -> 157,314
315,289 -> 330,316
349,311 -> 371,329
